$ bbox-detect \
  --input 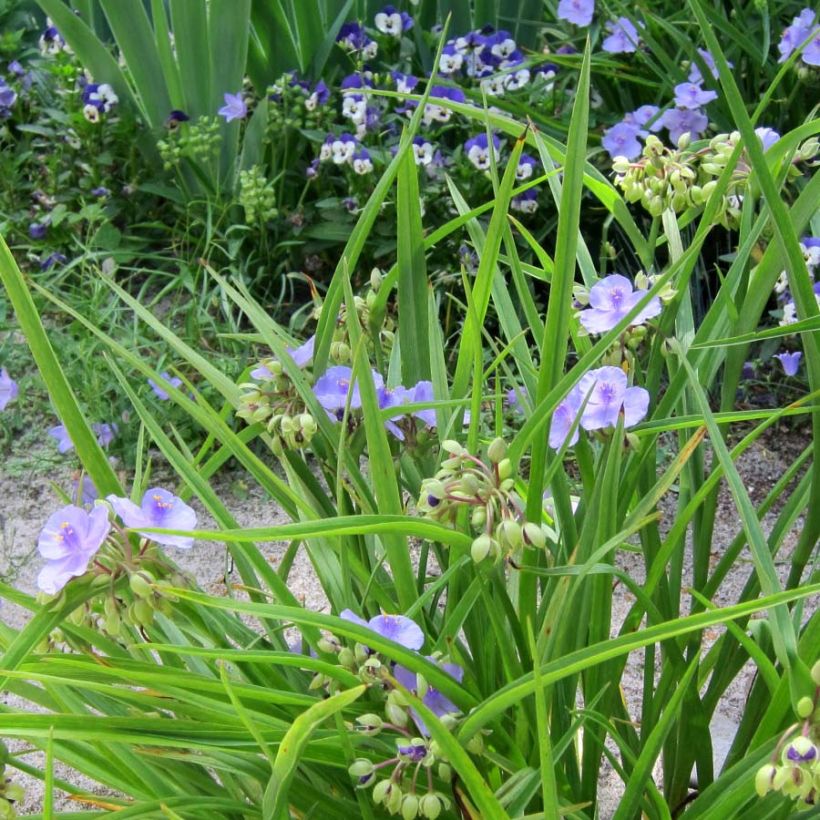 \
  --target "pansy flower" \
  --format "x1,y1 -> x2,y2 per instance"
439,43 -> 464,74
422,86 -> 465,125
107,487 -> 197,549
516,154 -> 537,180
352,147 -> 373,174
511,187 -> 539,213
464,132 -> 500,170
330,133 -> 357,164
412,136 -> 435,166
374,5 -> 413,36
